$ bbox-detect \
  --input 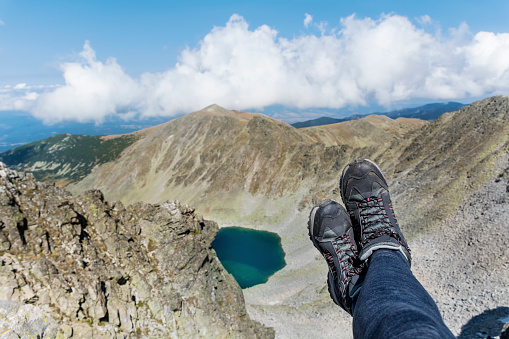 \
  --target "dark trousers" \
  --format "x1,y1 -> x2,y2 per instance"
352,249 -> 455,339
